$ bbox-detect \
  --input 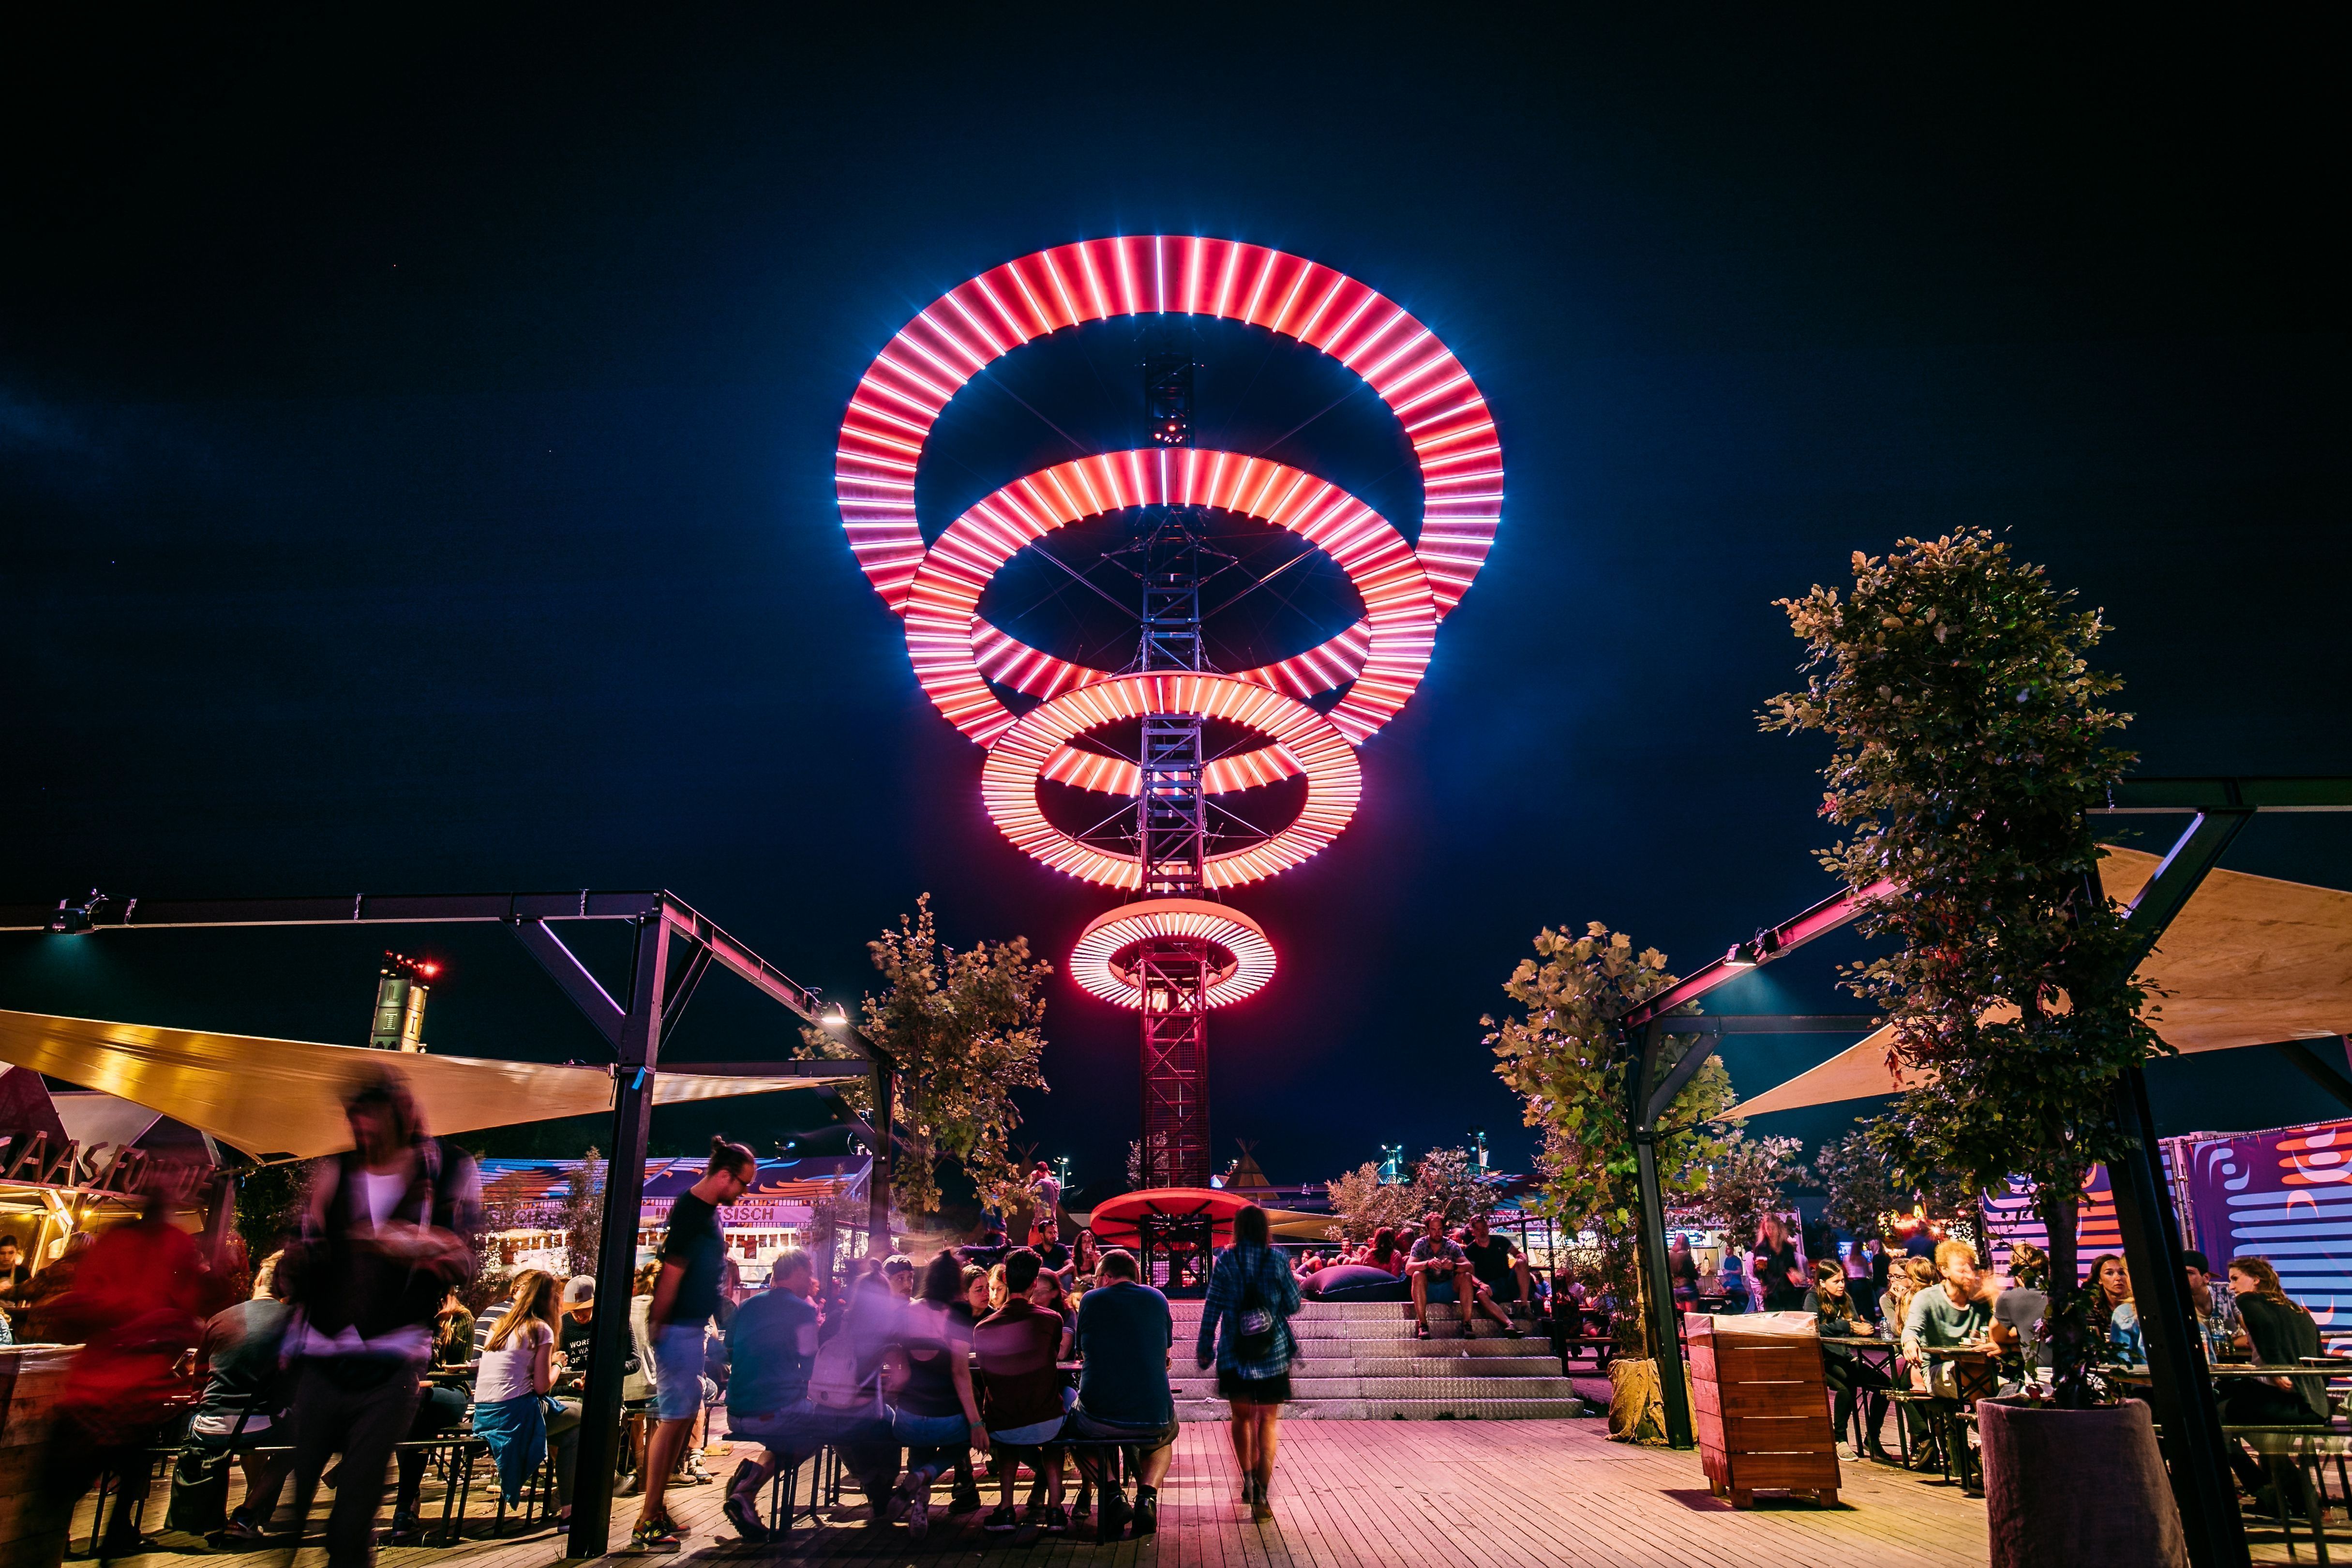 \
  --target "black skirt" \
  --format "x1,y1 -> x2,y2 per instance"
1216,1368 -> 1291,1404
